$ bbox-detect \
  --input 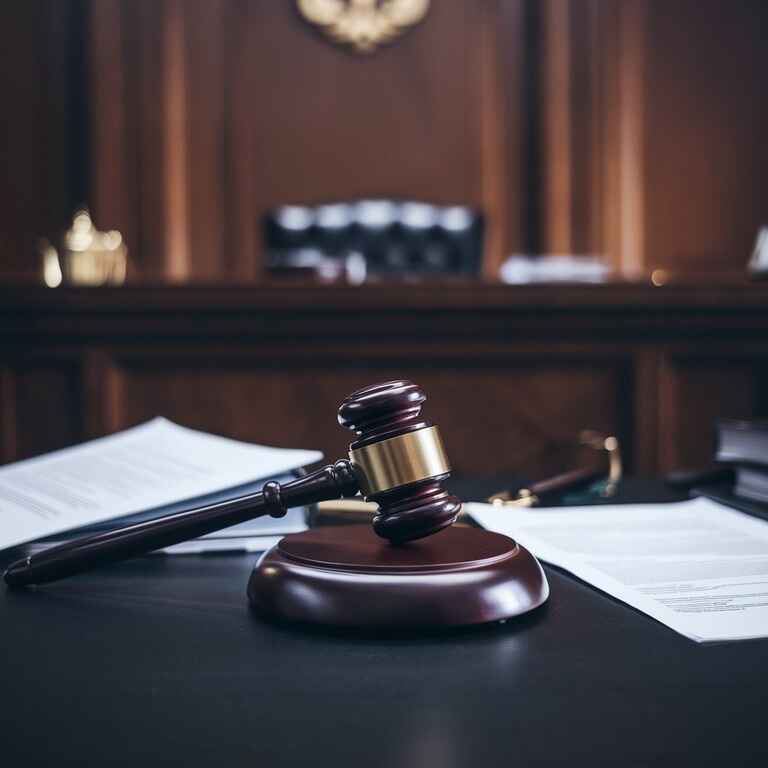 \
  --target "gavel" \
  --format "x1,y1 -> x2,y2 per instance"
4,380 -> 462,587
